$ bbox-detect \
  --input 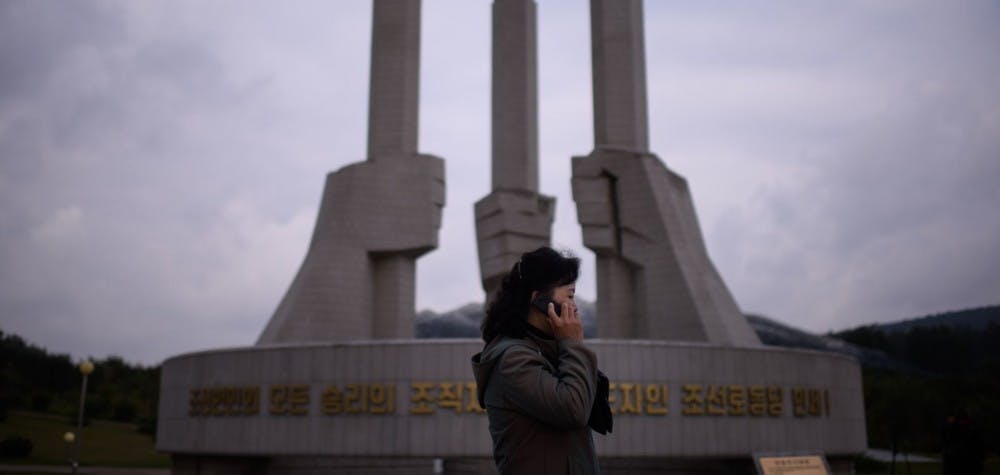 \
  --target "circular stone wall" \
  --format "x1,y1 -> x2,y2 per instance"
157,339 -> 866,462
